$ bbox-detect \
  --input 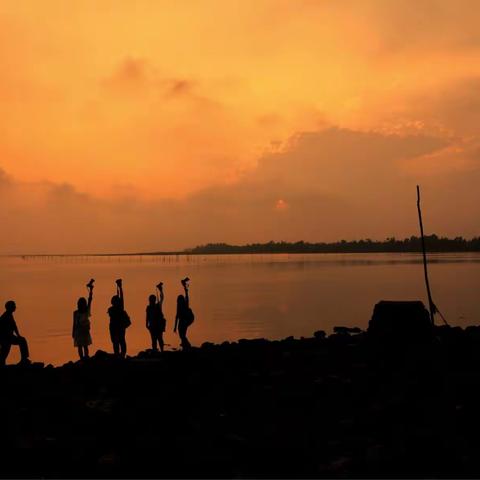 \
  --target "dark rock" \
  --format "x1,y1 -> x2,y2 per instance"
333,326 -> 350,334
1,317 -> 479,477
92,349 -> 110,360
368,300 -> 433,345
313,330 -> 326,340
238,338 -> 269,347
334,326 -> 362,334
